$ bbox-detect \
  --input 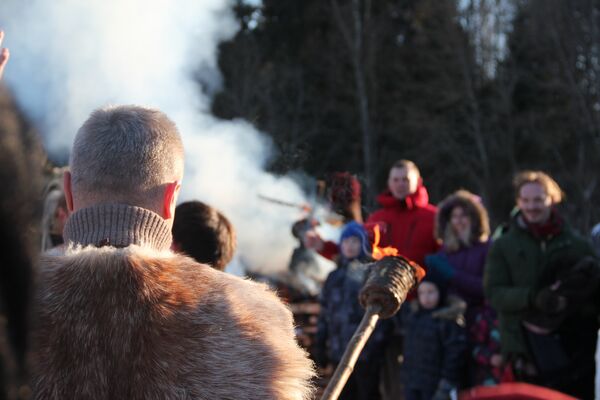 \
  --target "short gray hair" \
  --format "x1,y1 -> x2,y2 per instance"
70,105 -> 184,205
